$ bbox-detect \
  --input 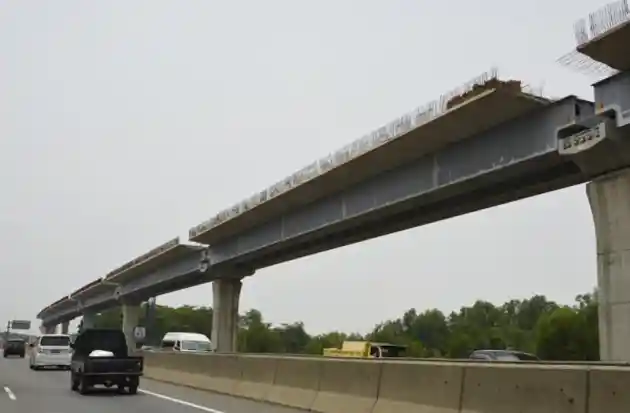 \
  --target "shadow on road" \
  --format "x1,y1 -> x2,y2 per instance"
76,388 -> 142,397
